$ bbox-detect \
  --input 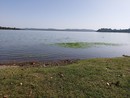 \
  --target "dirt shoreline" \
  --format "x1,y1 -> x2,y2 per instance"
0,59 -> 79,67
0,55 -> 129,67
